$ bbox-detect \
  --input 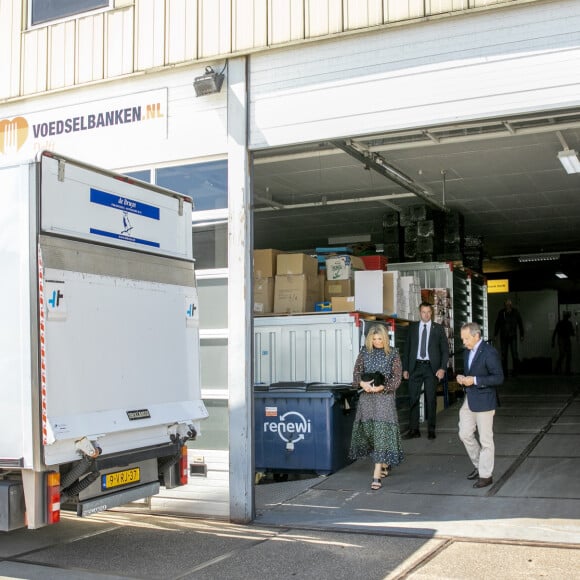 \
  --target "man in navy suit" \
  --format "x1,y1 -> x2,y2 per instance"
457,322 -> 504,489
402,302 -> 449,440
